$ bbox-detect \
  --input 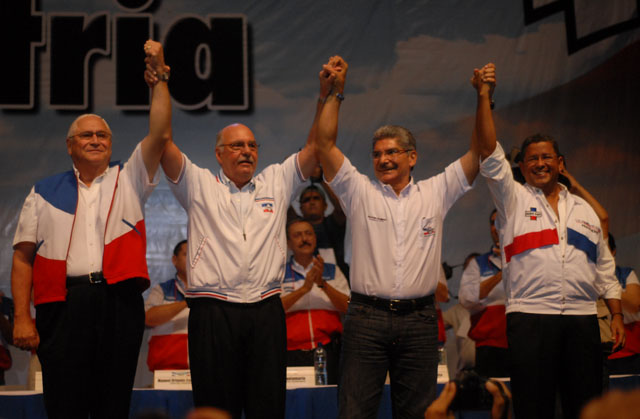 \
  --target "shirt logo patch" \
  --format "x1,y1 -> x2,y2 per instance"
421,217 -> 436,237
256,197 -> 274,213
525,207 -> 541,220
